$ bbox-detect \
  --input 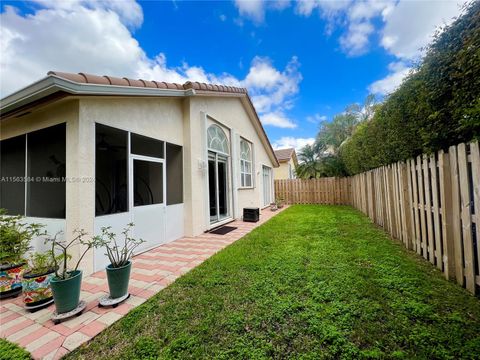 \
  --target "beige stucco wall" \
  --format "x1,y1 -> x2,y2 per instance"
274,158 -> 295,180
186,96 -> 275,236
